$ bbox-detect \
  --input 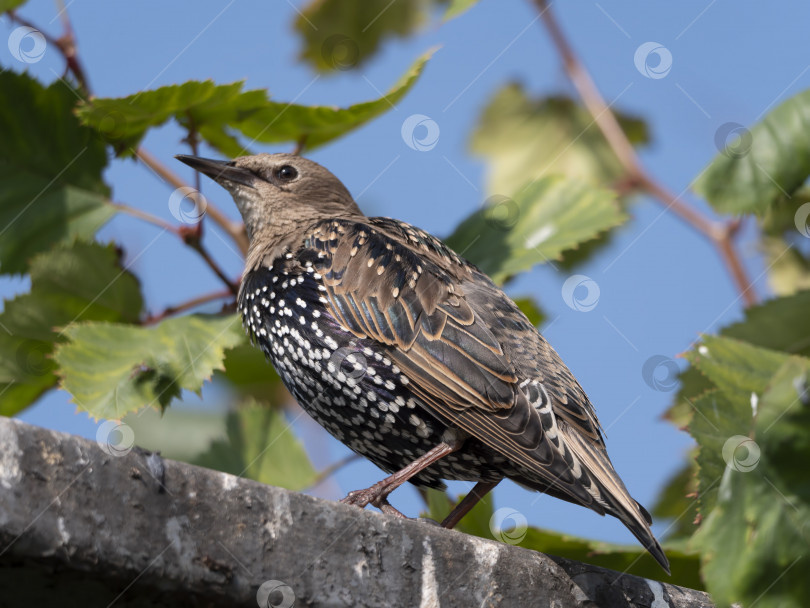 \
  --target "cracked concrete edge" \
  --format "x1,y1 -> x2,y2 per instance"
0,417 -> 714,607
